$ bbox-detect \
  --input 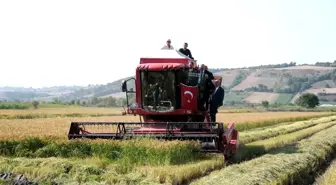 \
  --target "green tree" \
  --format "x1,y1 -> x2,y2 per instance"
105,97 -> 117,107
32,101 -> 39,109
91,97 -> 99,105
52,98 -> 61,104
261,100 -> 269,108
295,93 -> 319,108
